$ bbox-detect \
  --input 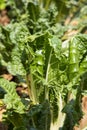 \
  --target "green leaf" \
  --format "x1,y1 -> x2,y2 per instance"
27,1 -> 40,22
0,78 -> 25,113
7,47 -> 26,76
0,0 -> 6,10
9,23 -> 30,44
68,34 -> 87,80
